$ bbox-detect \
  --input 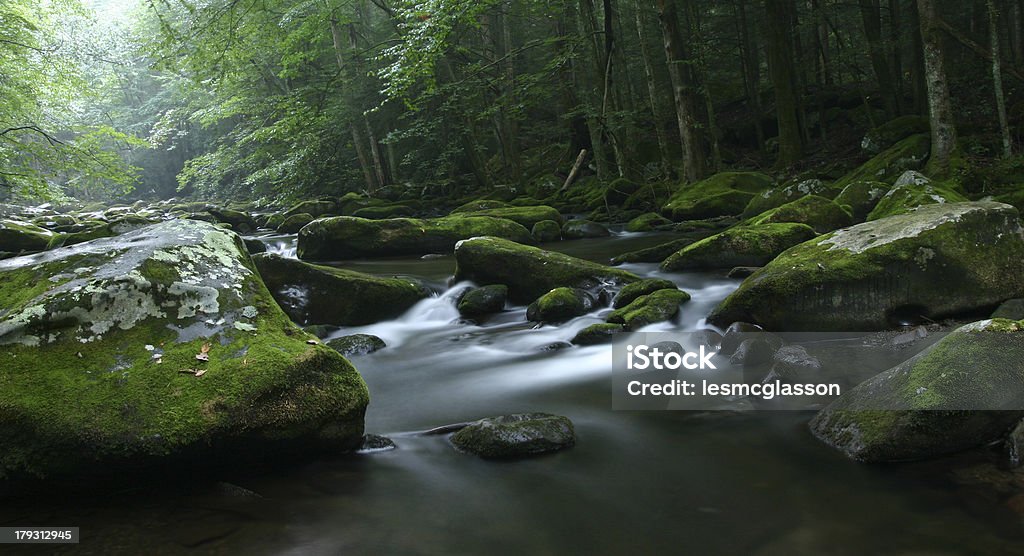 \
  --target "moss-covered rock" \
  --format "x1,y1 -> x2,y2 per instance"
662,172 -> 773,221
531,219 -> 562,242
454,236 -> 639,303
278,213 -> 315,234
742,178 -> 832,218
866,171 -> 967,221
351,204 -> 415,220
450,413 -> 575,459
746,195 -> 853,234
809,319 -> 1024,462
0,220 -> 368,482
285,199 -> 336,218
562,219 -> 610,239
326,334 -> 387,357
450,199 -> 512,213
861,115 -> 930,154
834,180 -> 891,222
626,212 -> 672,232
457,284 -> 508,317
0,219 -> 63,255
707,202 -> 1024,331
454,205 -> 563,229
527,287 -> 595,323
992,299 -> 1024,320
661,223 -> 817,271
609,231 -> 719,265
606,288 -> 690,329
571,323 -> 625,345
208,208 -> 257,233
297,215 -> 533,261
264,213 -> 287,230
253,253 -> 428,325
612,278 -> 678,308
833,134 -> 931,190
